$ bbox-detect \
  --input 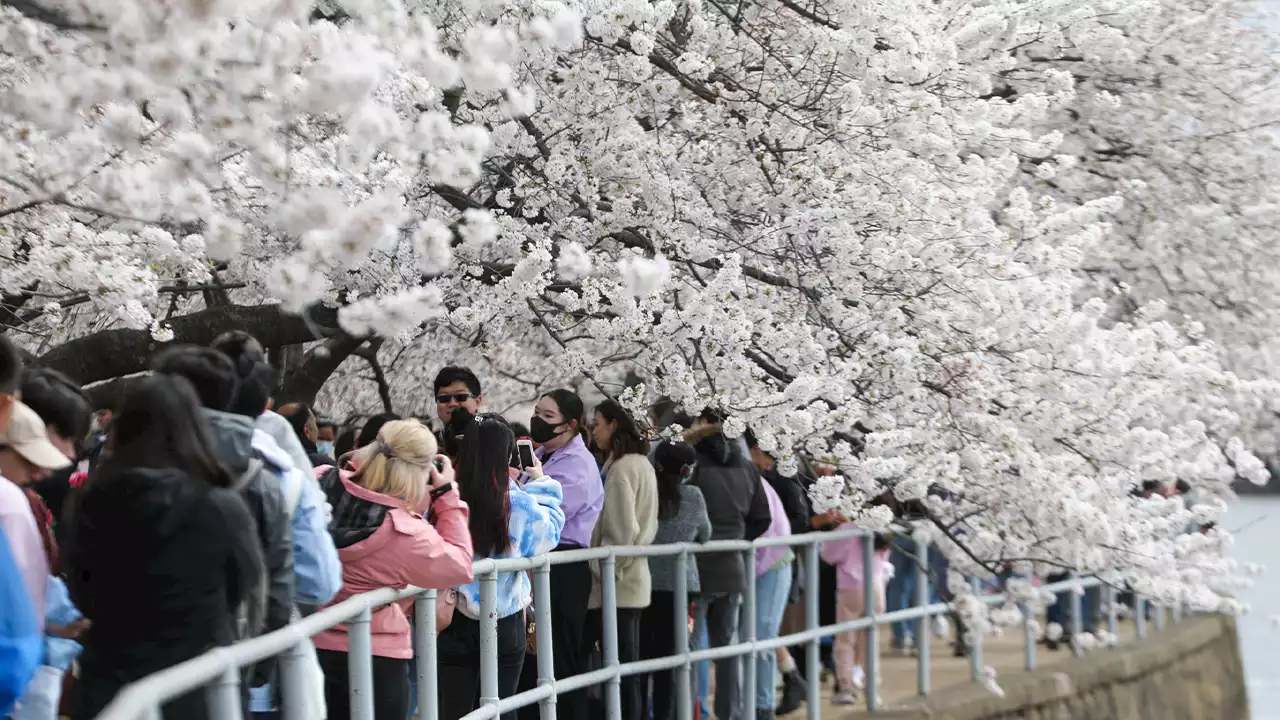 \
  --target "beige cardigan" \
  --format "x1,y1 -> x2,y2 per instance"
588,453 -> 659,609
